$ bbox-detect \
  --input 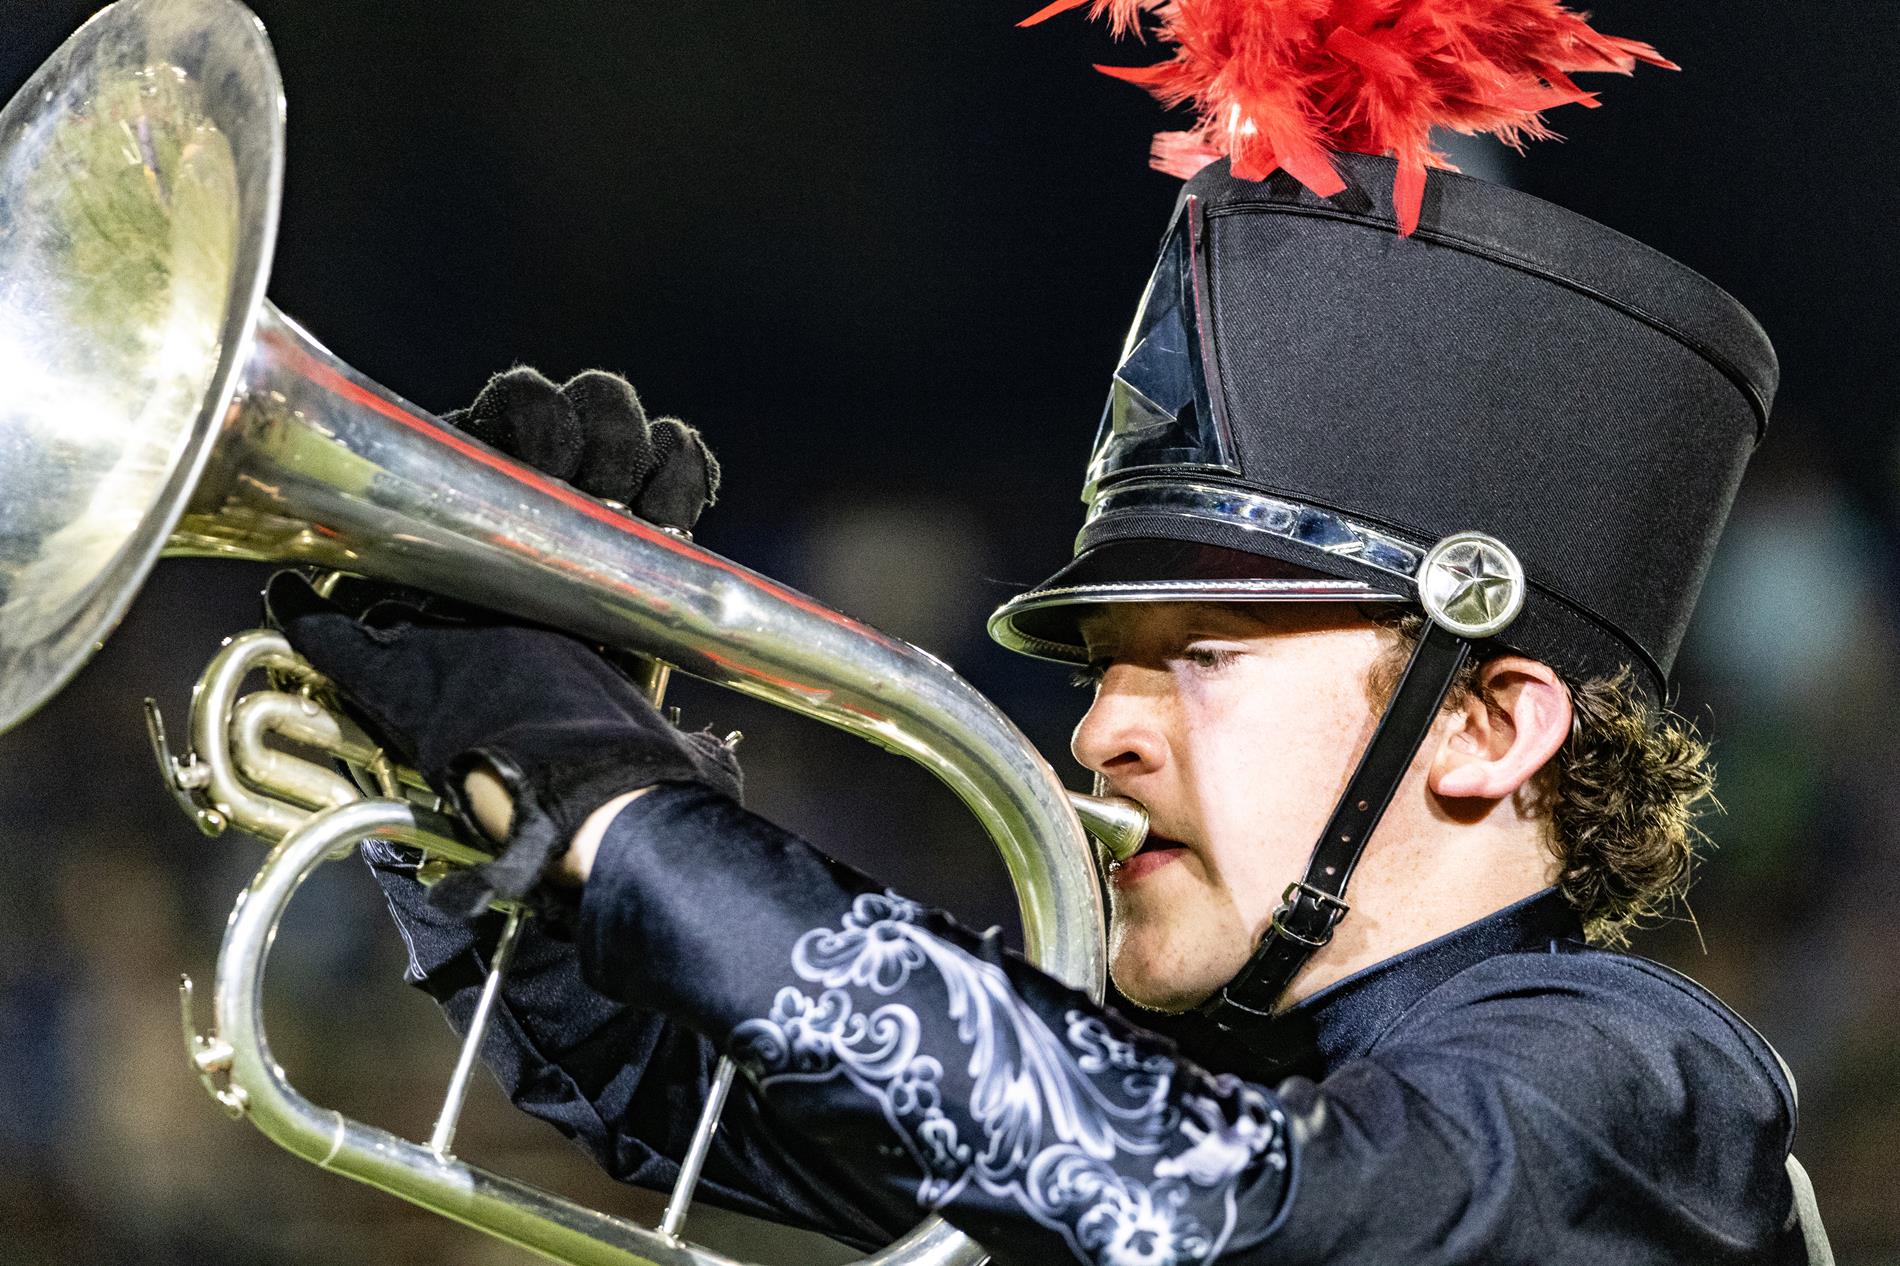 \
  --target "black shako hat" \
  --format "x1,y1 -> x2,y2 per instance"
989,152 -> 1778,700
